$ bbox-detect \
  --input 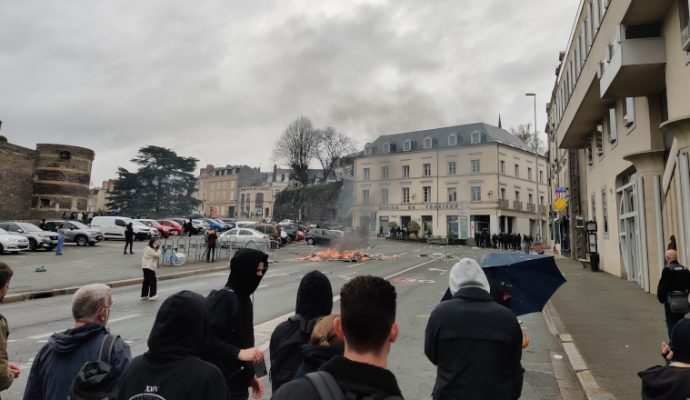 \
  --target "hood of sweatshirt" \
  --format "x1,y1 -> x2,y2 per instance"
449,258 -> 491,295
295,270 -> 333,320
639,365 -> 690,400
225,248 -> 269,297
146,290 -> 210,359
49,323 -> 107,354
